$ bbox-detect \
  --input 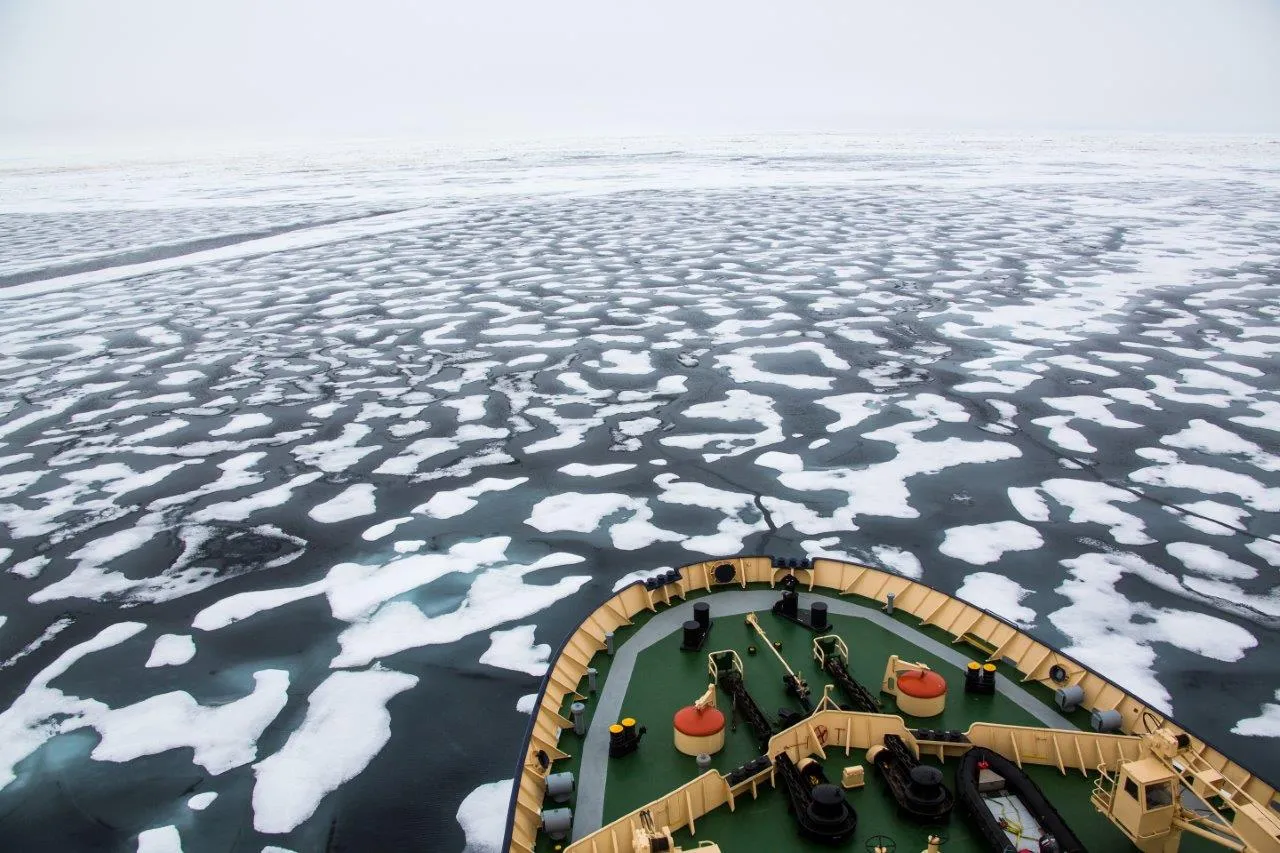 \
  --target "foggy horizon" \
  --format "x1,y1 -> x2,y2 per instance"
2,0 -> 1278,155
